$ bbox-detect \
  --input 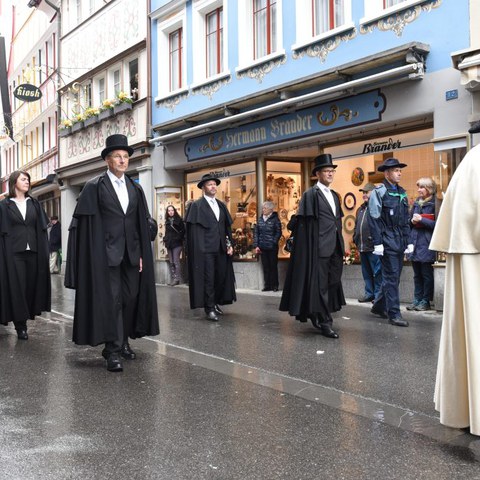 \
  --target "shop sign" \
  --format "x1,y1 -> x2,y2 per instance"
185,90 -> 385,161
13,83 -> 42,102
